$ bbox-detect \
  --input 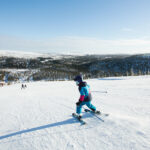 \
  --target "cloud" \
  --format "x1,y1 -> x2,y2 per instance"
0,35 -> 150,54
